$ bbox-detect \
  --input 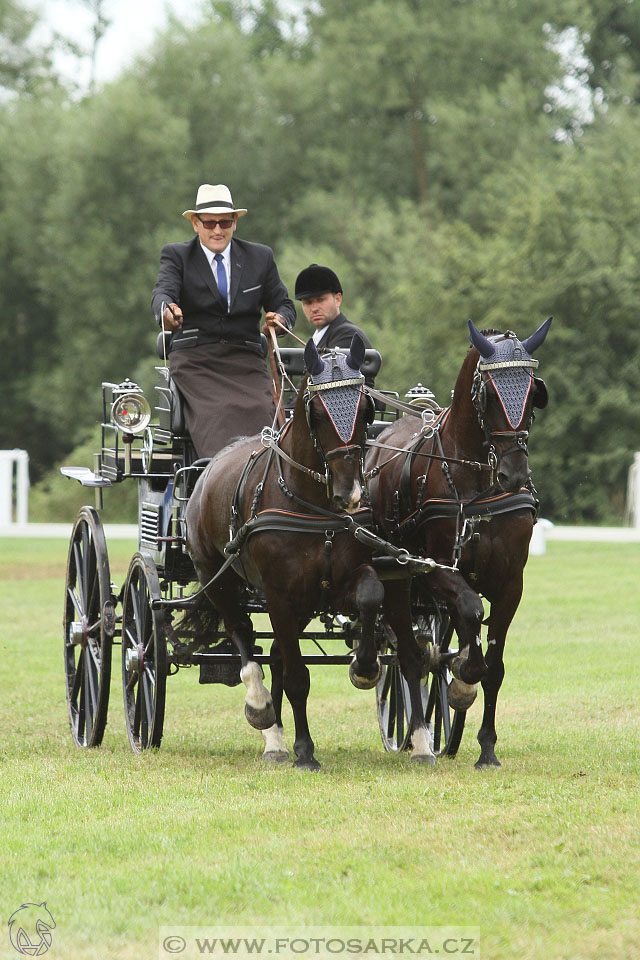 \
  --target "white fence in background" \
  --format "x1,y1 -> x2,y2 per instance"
0,449 -> 29,525
625,452 -> 640,529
